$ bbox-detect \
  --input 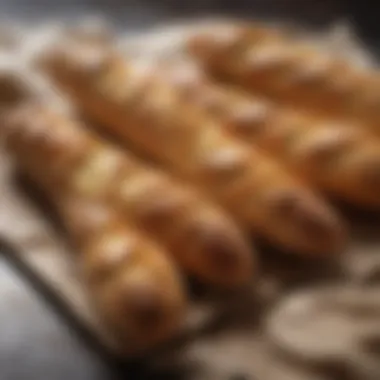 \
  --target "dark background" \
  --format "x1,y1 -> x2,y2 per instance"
0,0 -> 372,33
0,0 -> 378,48
0,1 -> 379,379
